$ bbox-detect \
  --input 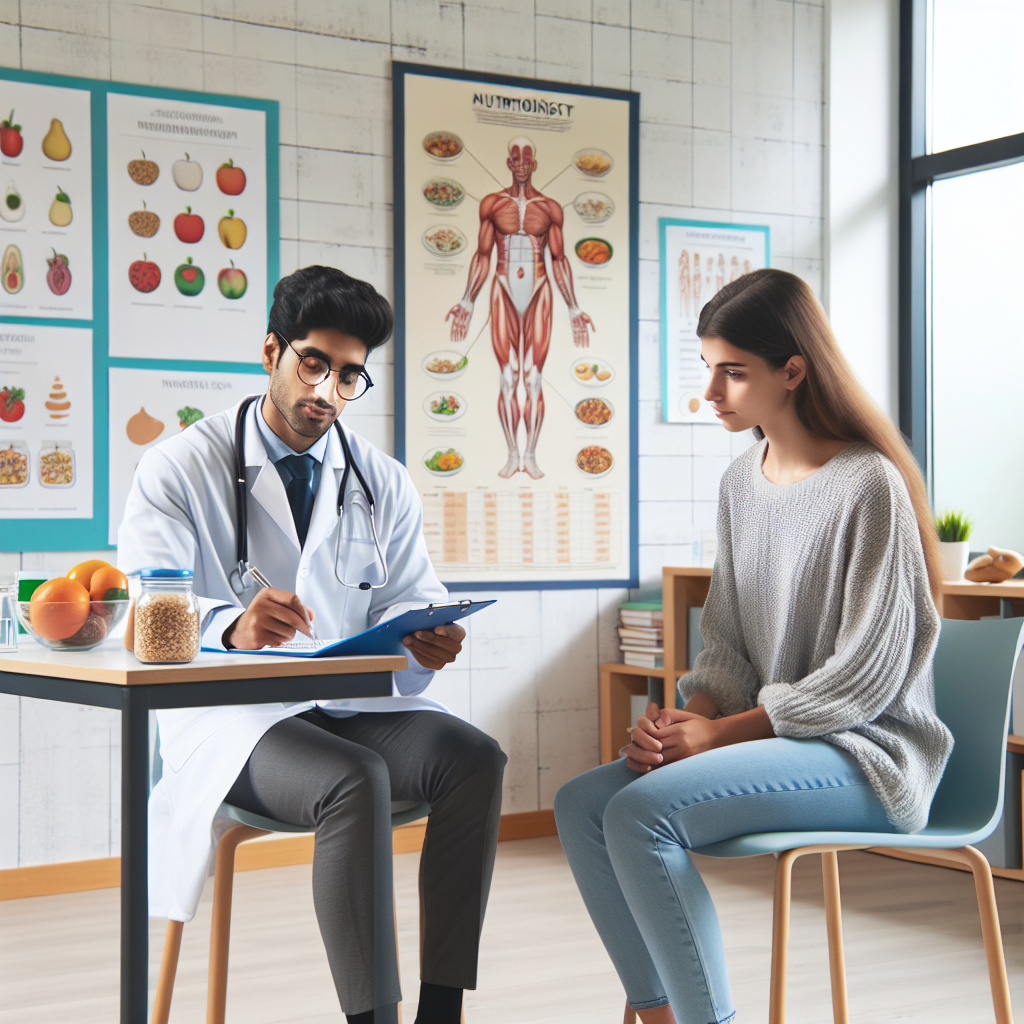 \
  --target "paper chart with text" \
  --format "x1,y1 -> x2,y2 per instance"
659,219 -> 769,424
